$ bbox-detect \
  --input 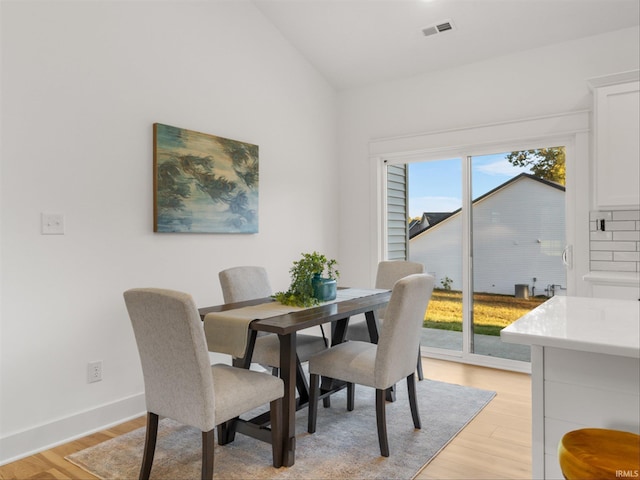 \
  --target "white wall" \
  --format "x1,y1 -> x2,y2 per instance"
0,1 -> 337,462
336,26 -> 640,291
2,0 -> 639,465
